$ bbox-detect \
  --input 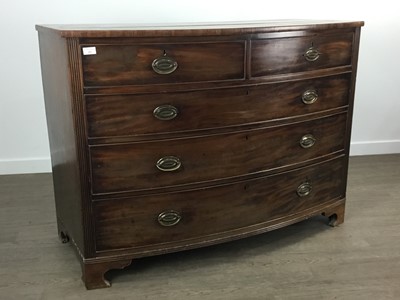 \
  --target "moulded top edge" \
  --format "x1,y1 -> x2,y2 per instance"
35,20 -> 364,38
